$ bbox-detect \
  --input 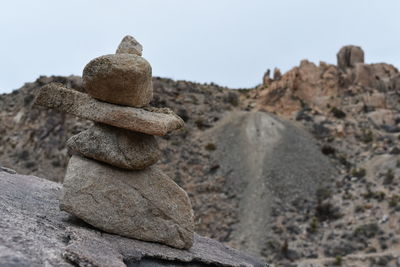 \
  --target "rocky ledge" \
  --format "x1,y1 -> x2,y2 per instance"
0,168 -> 267,267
